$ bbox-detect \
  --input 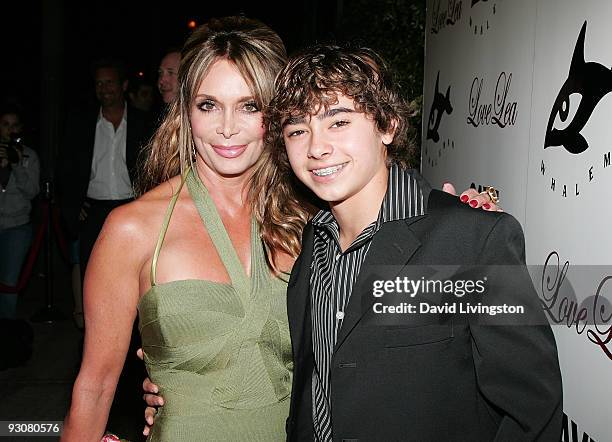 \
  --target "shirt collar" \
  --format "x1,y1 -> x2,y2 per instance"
377,162 -> 418,226
97,102 -> 128,123
312,163 -> 421,246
